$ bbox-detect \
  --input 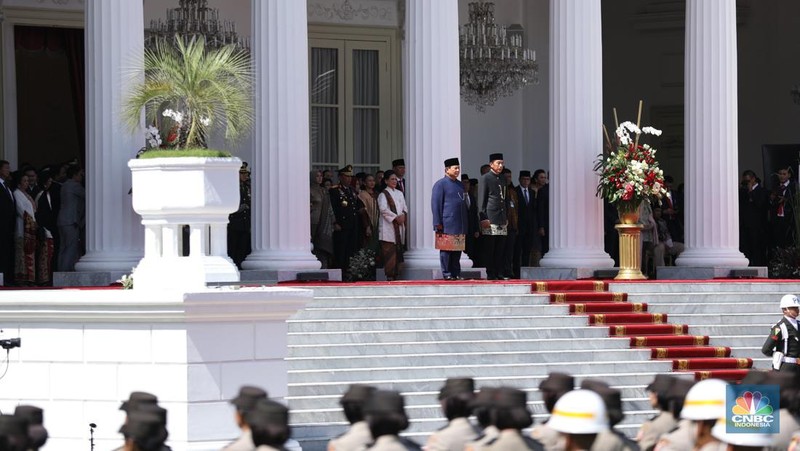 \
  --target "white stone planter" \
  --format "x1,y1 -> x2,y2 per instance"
128,157 -> 242,290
